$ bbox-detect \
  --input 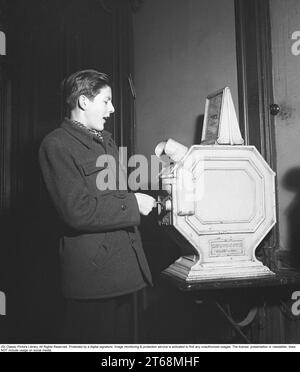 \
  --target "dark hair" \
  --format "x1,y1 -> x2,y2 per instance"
62,70 -> 111,110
